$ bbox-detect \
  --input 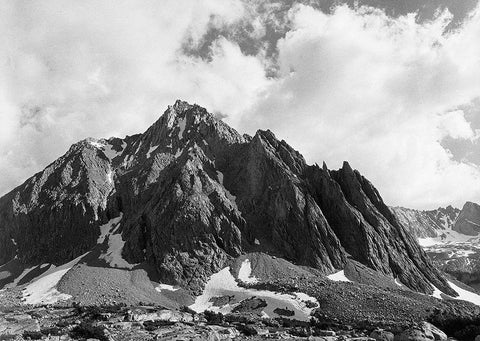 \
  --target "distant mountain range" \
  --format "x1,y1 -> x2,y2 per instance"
391,203 -> 480,290
390,205 -> 460,239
